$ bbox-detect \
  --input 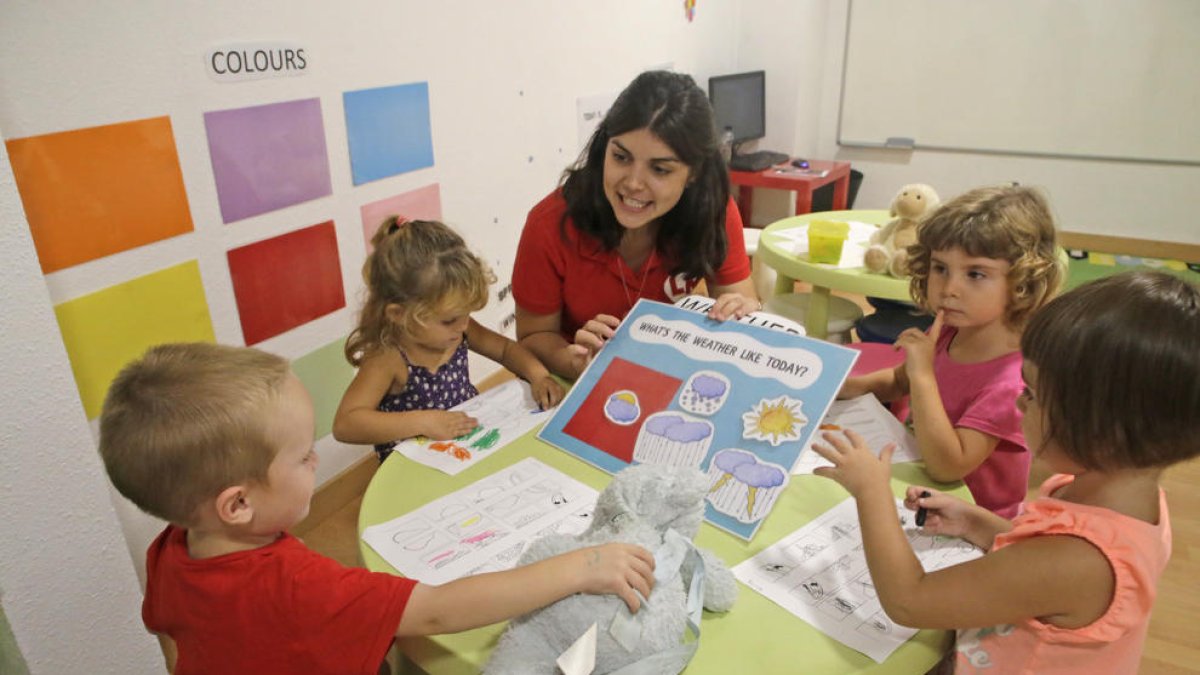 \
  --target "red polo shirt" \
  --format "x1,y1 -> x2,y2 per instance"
513,190 -> 751,337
